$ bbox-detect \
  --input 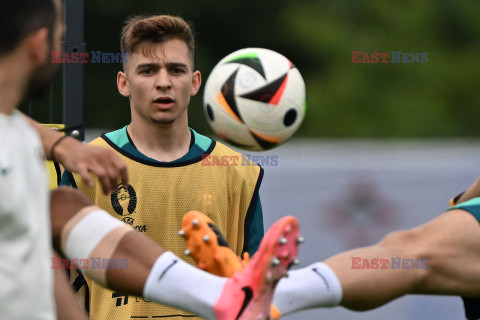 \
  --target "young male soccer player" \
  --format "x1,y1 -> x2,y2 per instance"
0,1 -> 299,319
60,15 -> 265,319
185,182 -> 480,319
